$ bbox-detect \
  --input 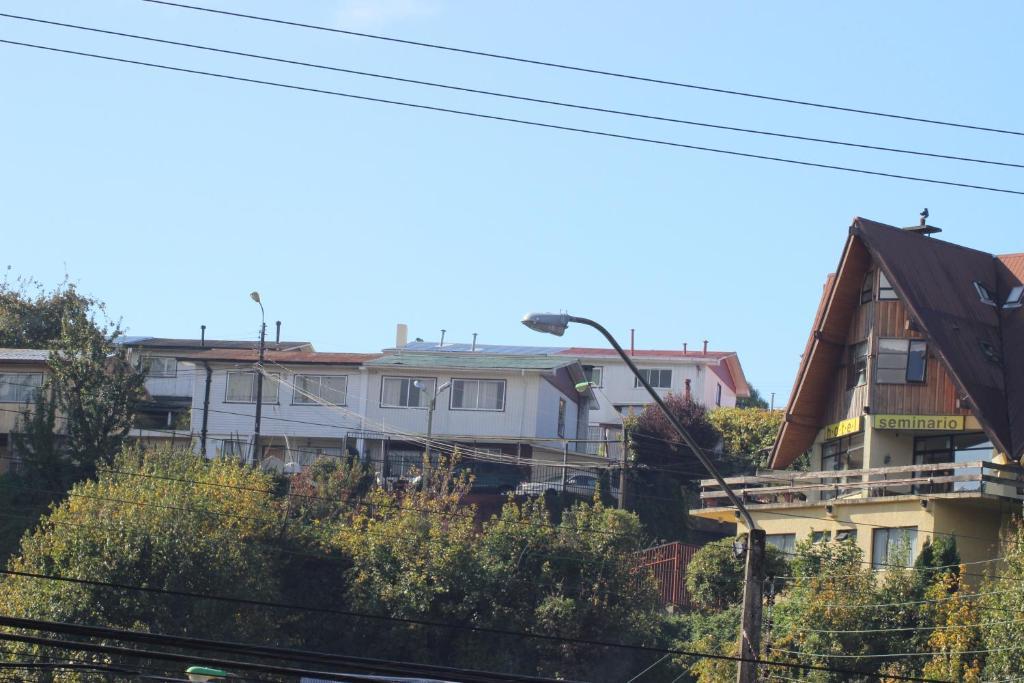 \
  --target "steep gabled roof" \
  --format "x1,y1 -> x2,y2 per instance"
770,218 -> 1024,468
